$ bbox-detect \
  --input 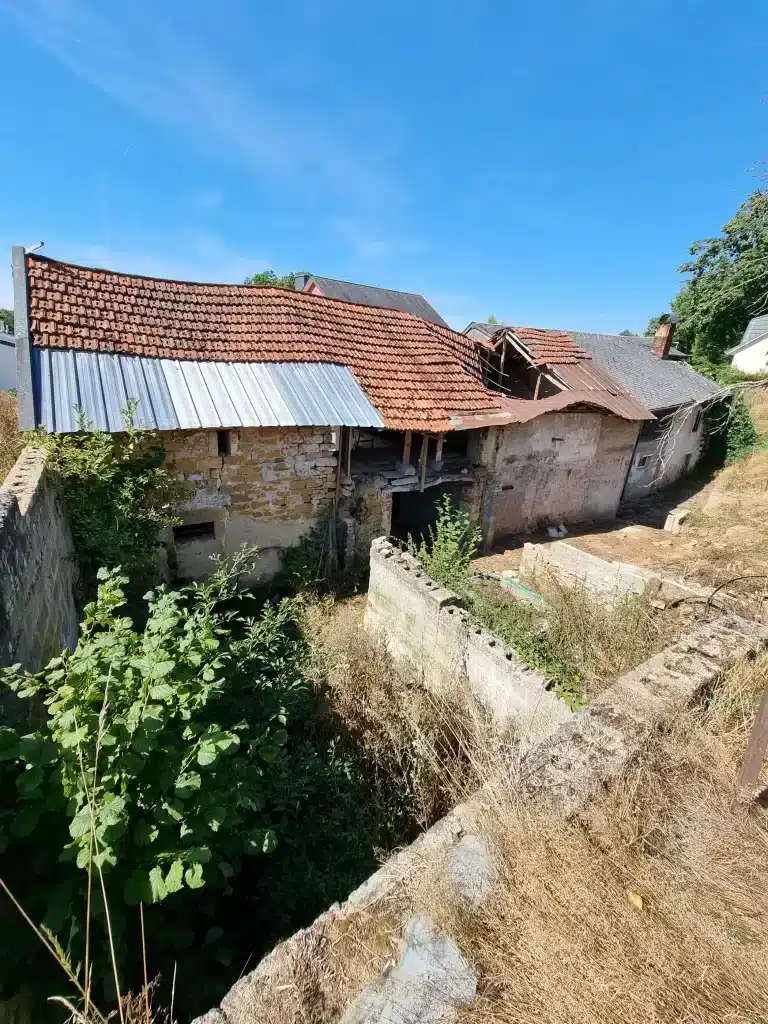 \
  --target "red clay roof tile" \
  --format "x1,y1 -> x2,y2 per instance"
25,255 -> 652,430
